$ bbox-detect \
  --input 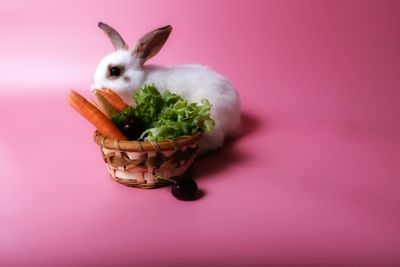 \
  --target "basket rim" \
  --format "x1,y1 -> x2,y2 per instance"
93,131 -> 203,152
